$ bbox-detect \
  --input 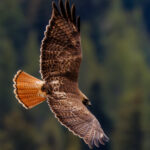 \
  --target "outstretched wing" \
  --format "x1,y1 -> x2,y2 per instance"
47,95 -> 109,149
40,0 -> 81,81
